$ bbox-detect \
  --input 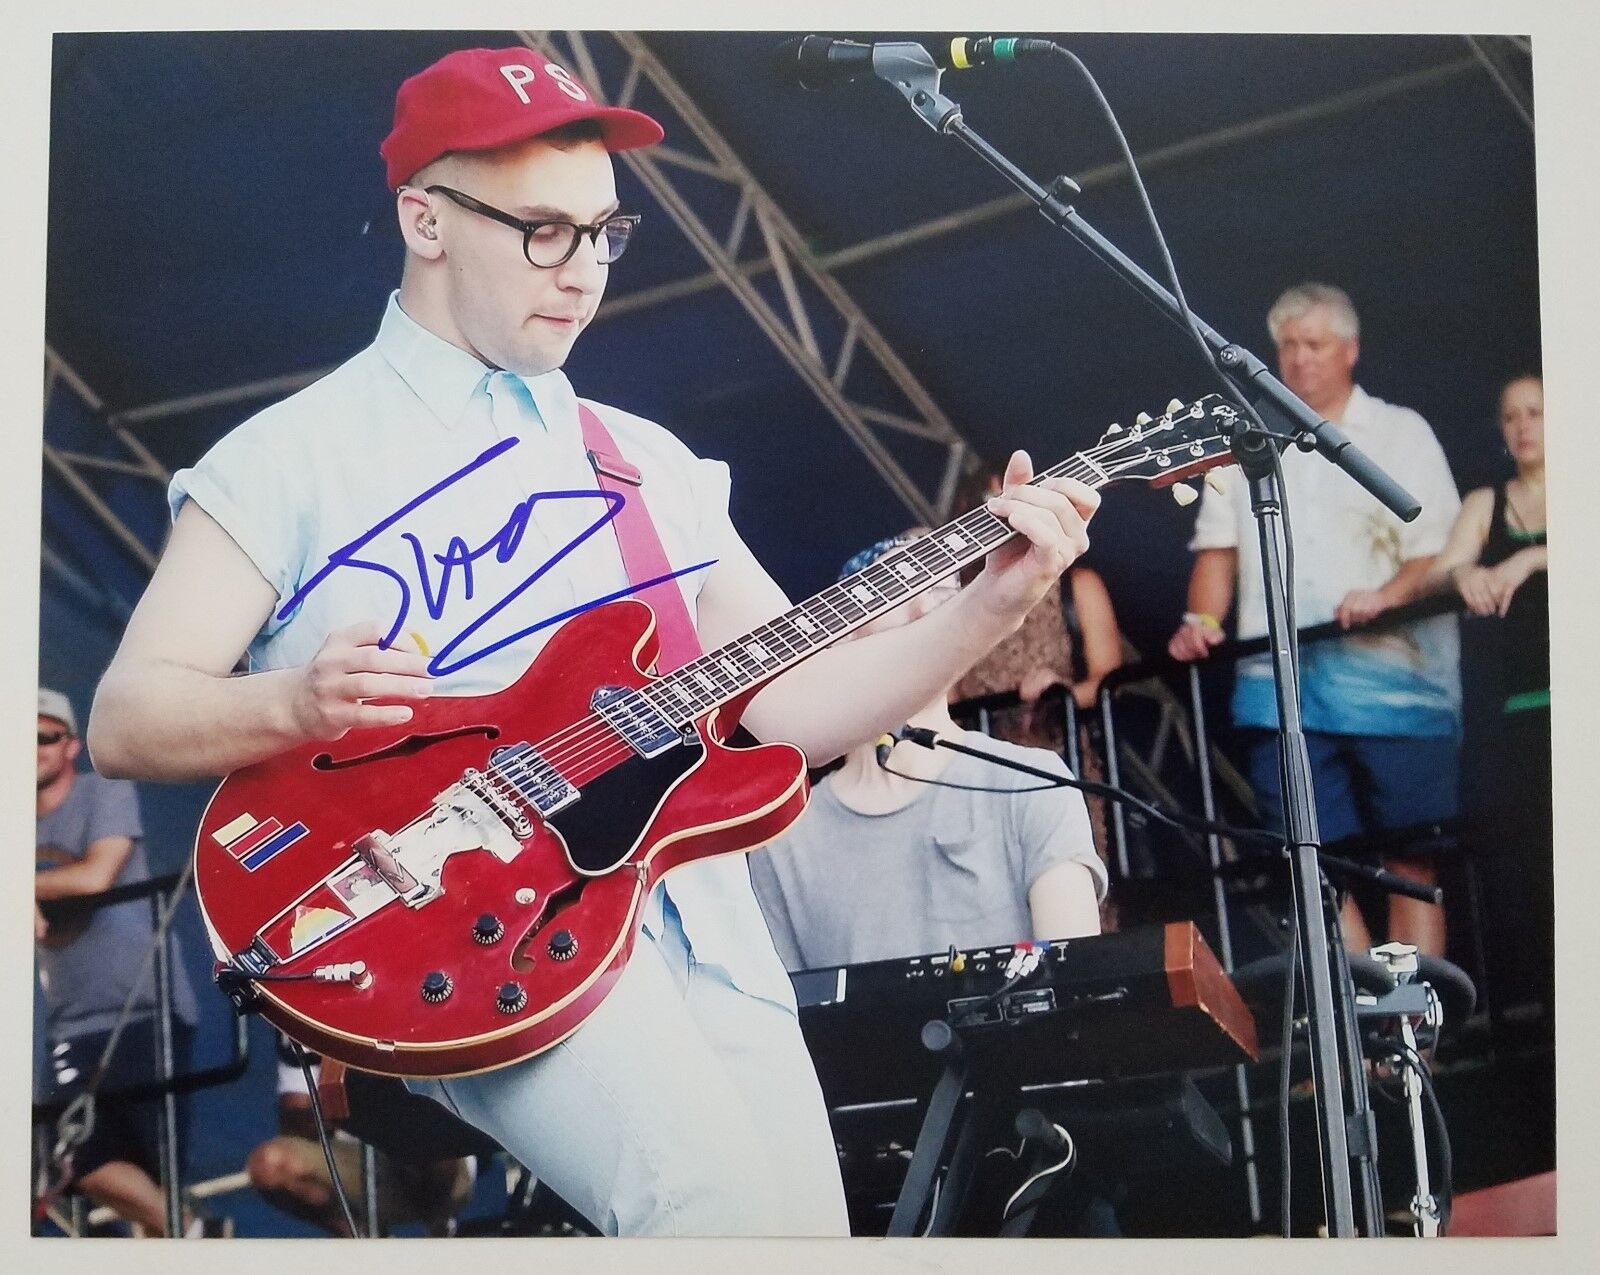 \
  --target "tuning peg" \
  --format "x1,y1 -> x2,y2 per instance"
1103,422 -> 1123,435
1135,411 -> 1153,426
1166,398 -> 1185,415
1205,471 -> 1227,494
1170,483 -> 1199,507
